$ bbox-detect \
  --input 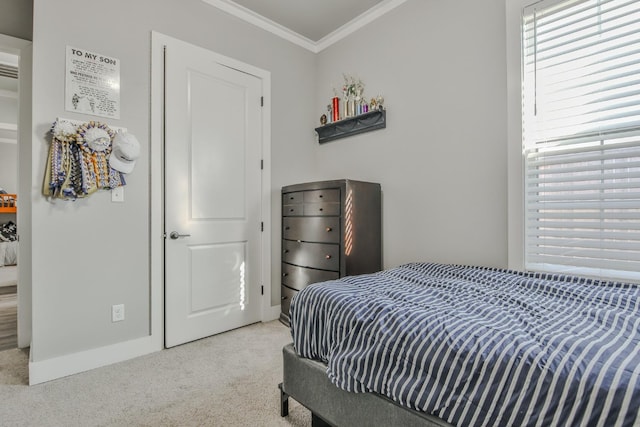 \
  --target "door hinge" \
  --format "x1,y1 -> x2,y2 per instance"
261,159 -> 264,170
260,96 -> 264,107
261,221 -> 264,232
261,285 -> 264,295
